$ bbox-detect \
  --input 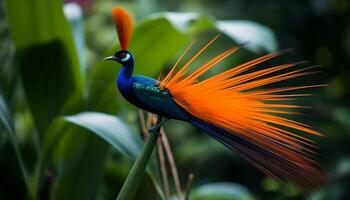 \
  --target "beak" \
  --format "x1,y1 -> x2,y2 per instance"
103,56 -> 117,61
